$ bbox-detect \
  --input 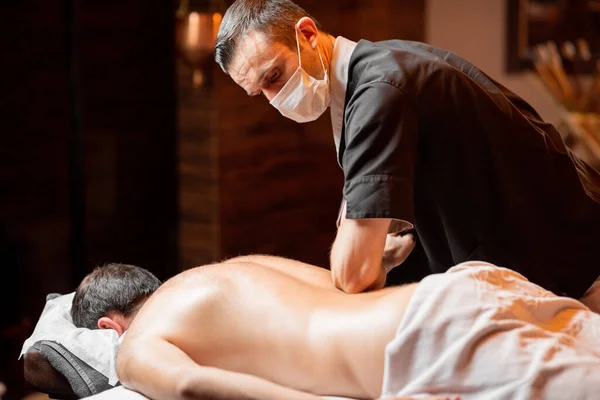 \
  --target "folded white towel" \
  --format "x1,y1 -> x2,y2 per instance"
19,293 -> 123,385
